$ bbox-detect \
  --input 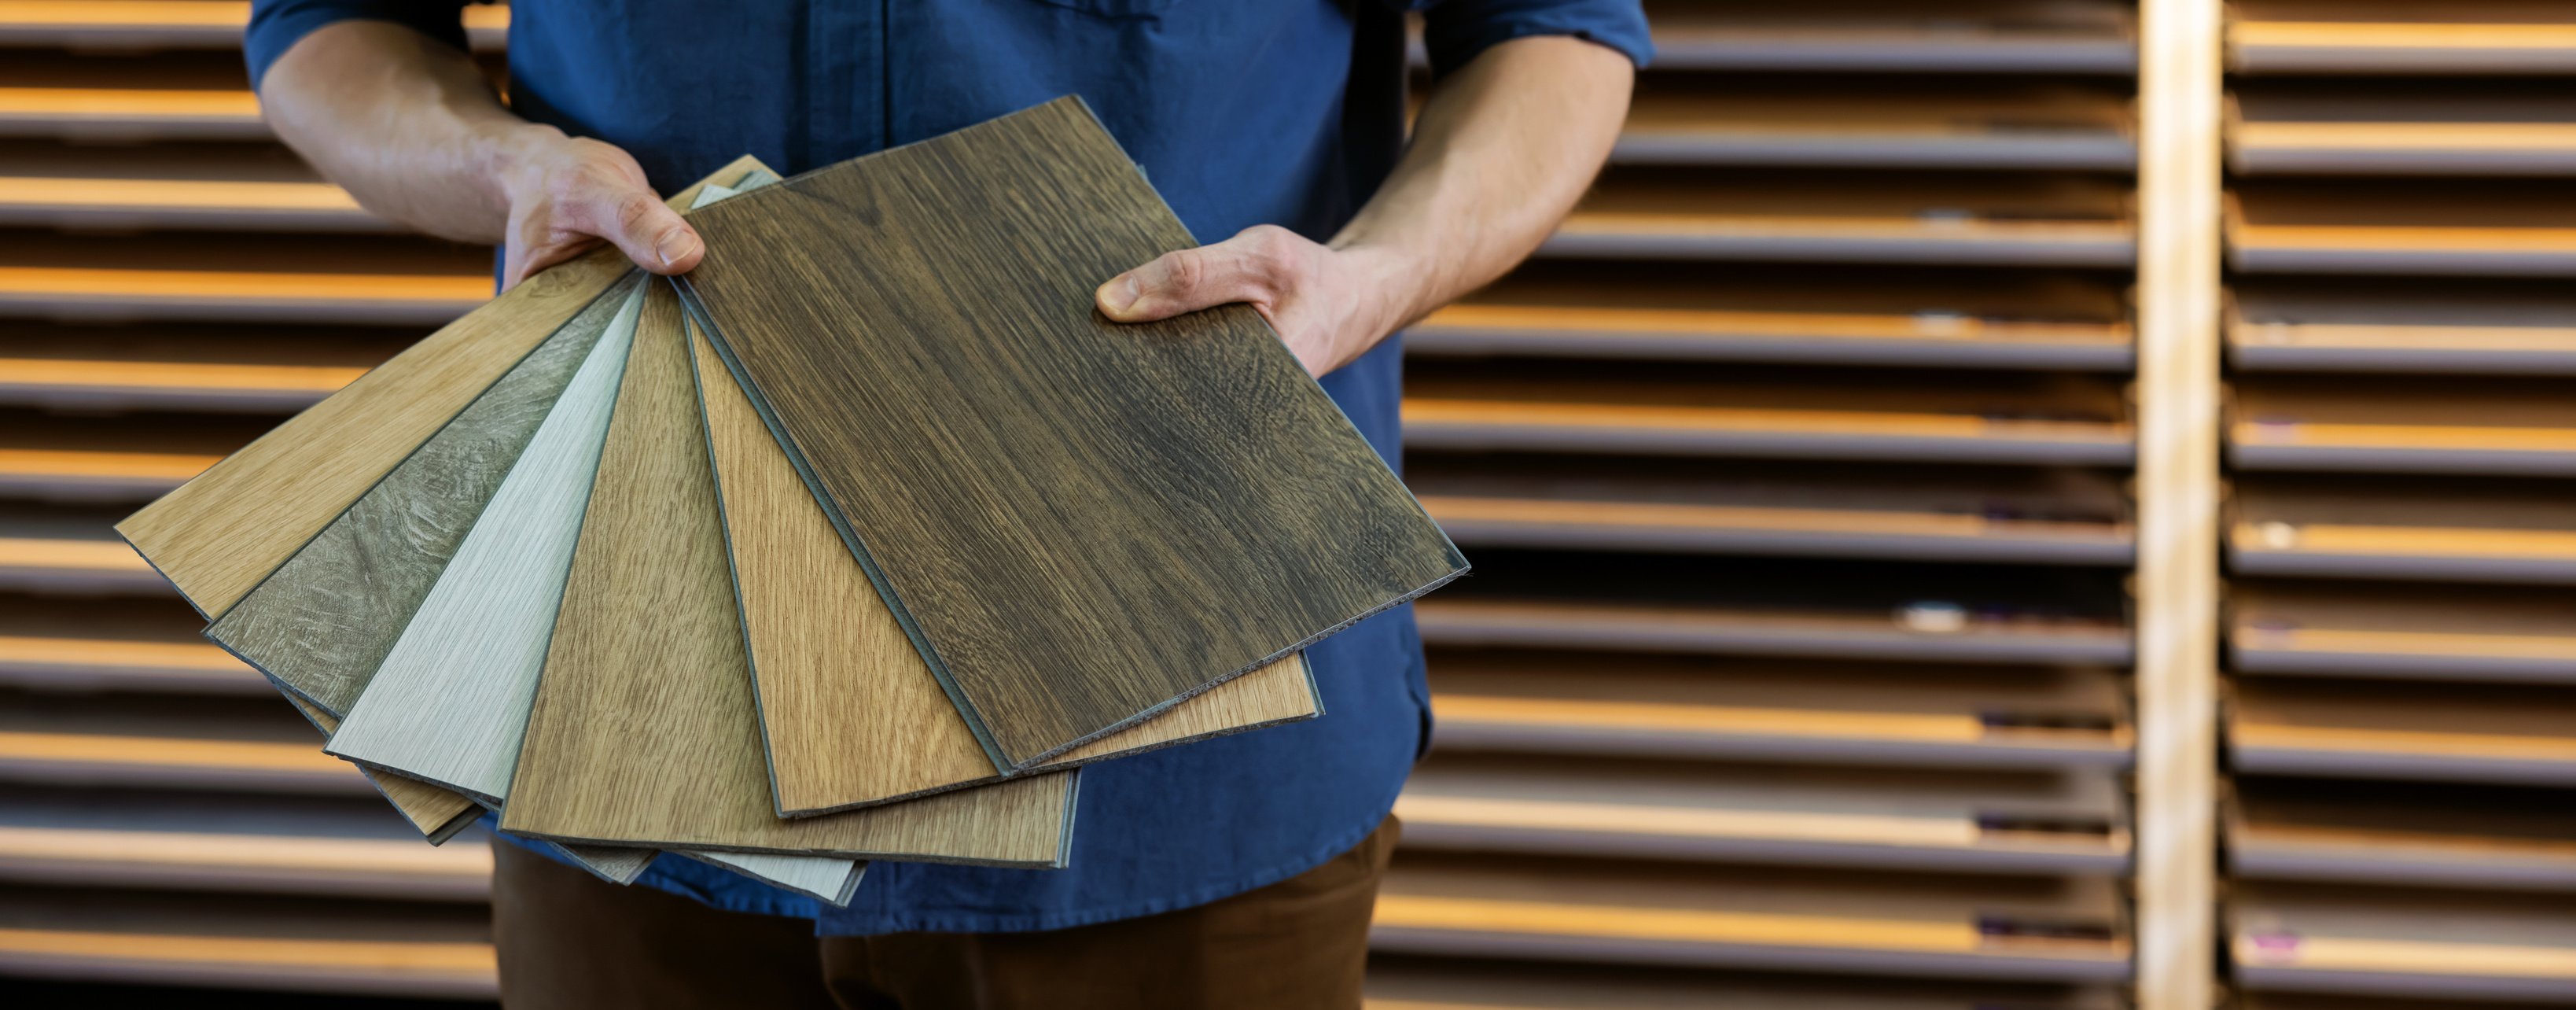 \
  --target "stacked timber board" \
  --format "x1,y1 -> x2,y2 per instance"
1386,0 -> 2141,1003
2224,1 -> 2576,1002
